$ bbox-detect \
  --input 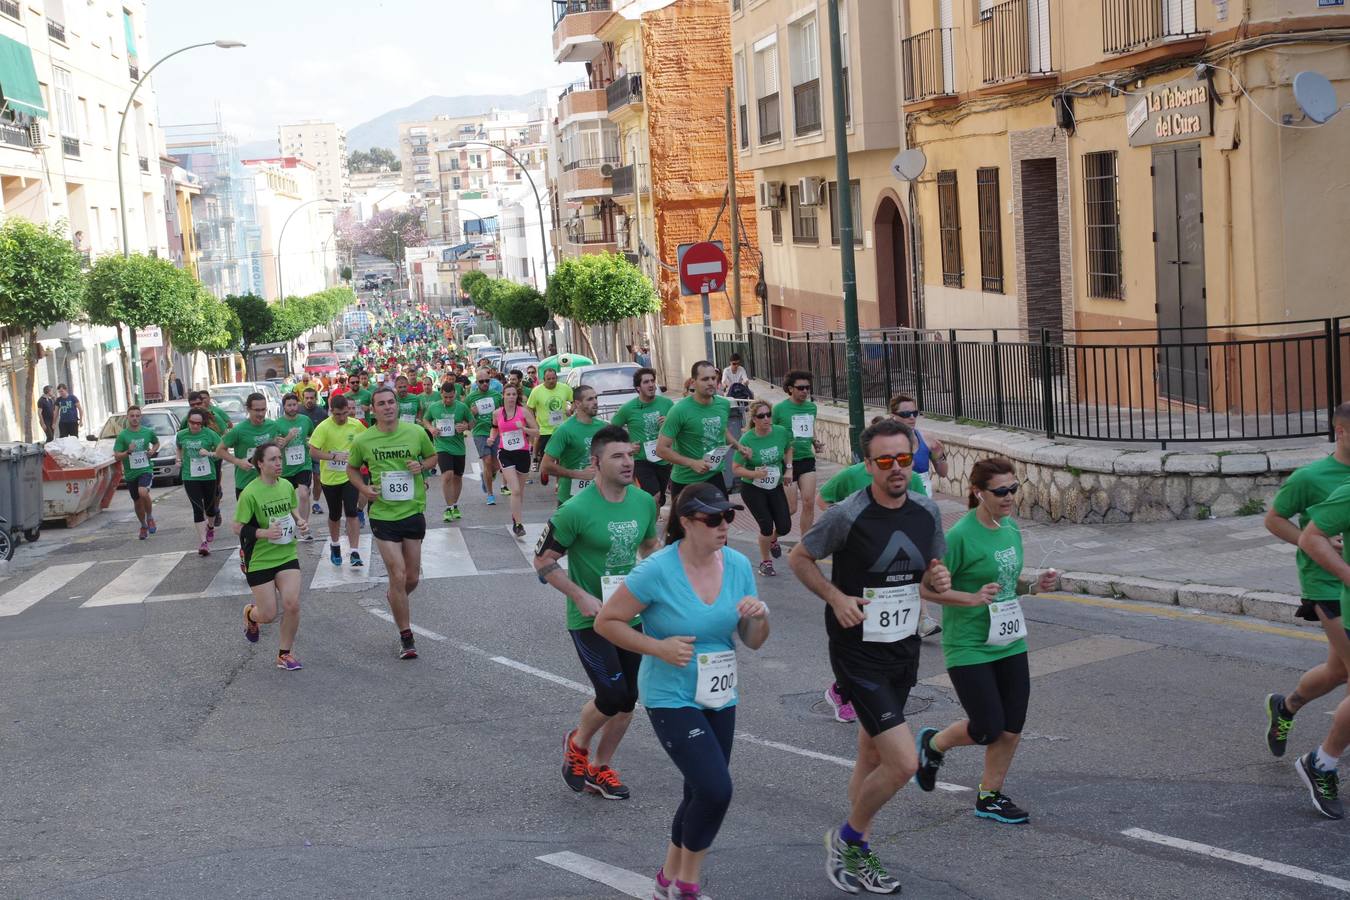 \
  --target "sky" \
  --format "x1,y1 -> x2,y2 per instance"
149,0 -> 577,143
